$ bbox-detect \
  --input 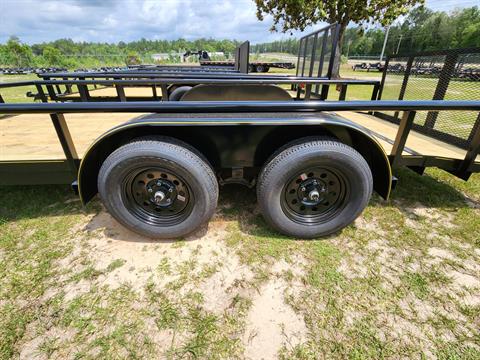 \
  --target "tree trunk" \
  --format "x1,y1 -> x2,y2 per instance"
330,23 -> 346,79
